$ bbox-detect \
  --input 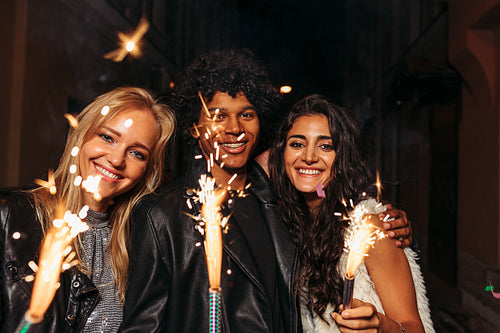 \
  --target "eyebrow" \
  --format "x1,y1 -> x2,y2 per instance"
287,134 -> 332,140
102,126 -> 152,152
207,105 -> 256,113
